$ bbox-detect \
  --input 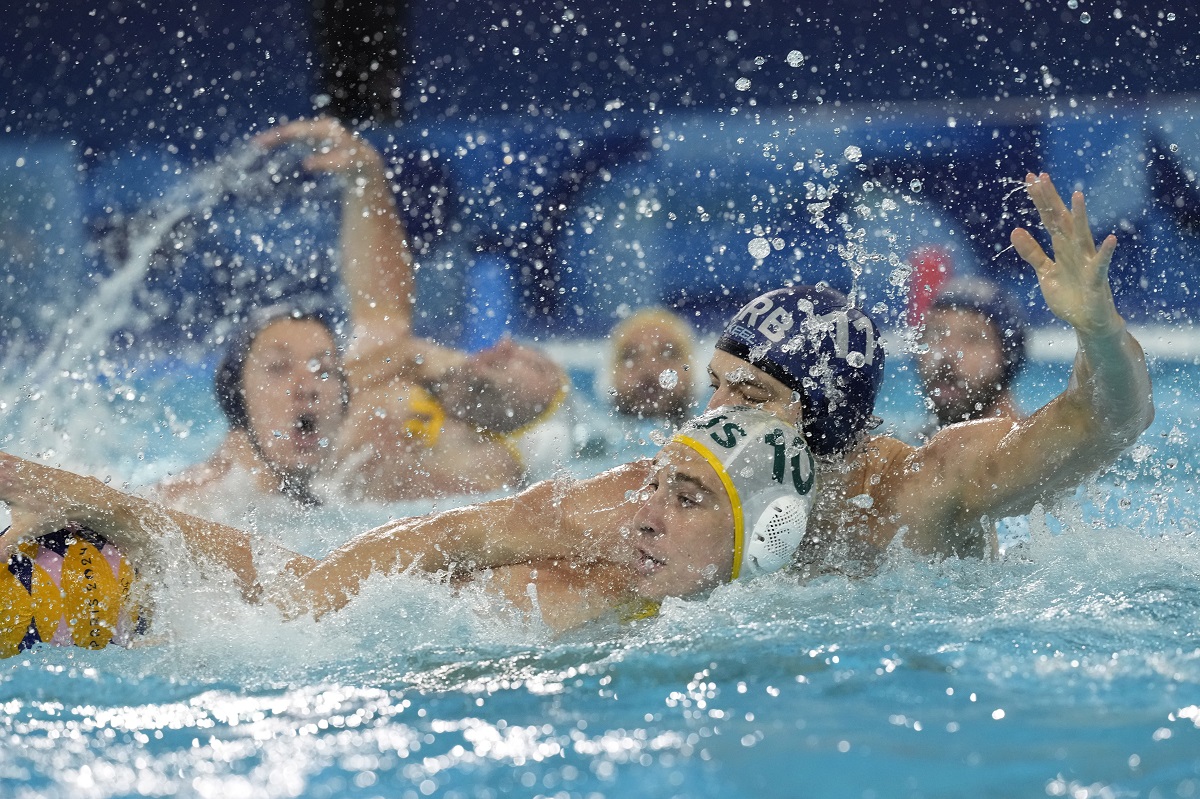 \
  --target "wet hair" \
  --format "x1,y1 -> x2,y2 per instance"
213,303 -> 348,430
715,285 -> 886,458
928,276 -> 1028,389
